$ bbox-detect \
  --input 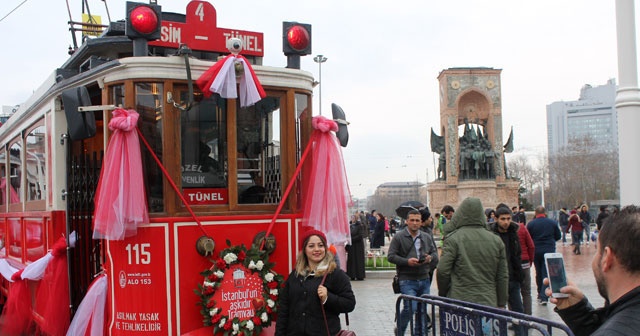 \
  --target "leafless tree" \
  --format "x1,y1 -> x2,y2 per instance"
547,137 -> 619,210
507,154 -> 543,207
